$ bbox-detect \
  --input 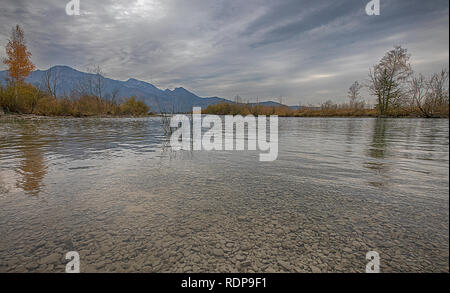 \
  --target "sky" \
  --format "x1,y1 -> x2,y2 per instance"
0,0 -> 448,105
